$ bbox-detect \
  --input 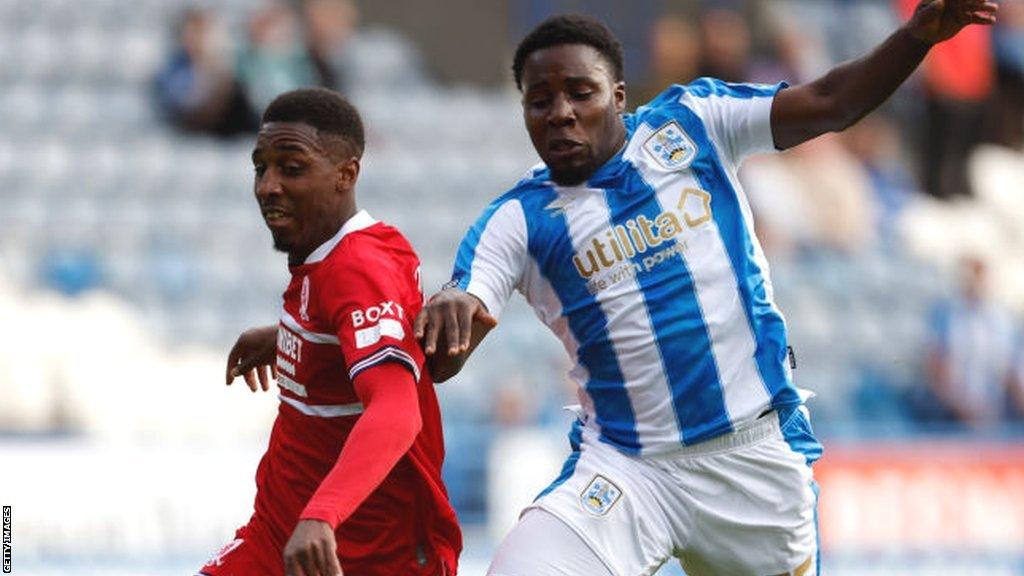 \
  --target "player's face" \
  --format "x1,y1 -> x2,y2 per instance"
520,43 -> 626,186
252,122 -> 354,262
